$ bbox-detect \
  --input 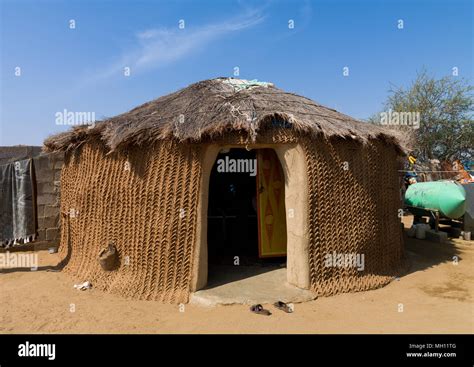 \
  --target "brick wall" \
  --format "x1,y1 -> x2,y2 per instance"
33,152 -> 64,246
0,146 -> 42,165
